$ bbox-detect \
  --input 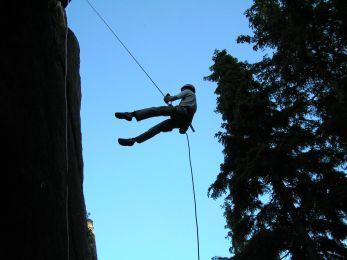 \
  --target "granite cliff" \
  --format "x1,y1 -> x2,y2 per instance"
2,1 -> 90,259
